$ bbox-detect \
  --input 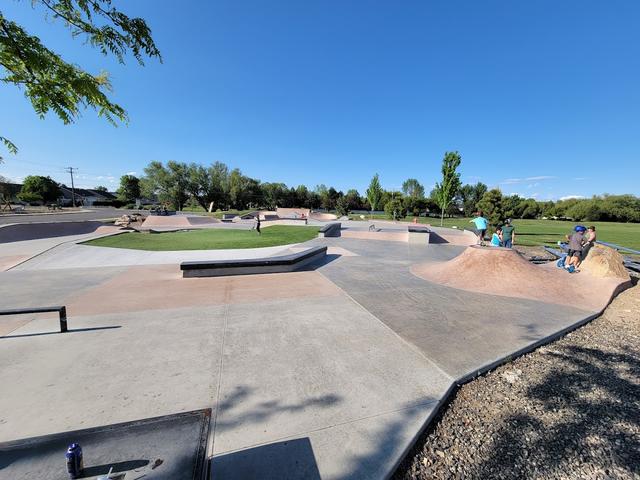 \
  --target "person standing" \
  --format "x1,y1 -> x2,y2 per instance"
501,219 -> 516,248
255,214 -> 261,235
470,211 -> 489,245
